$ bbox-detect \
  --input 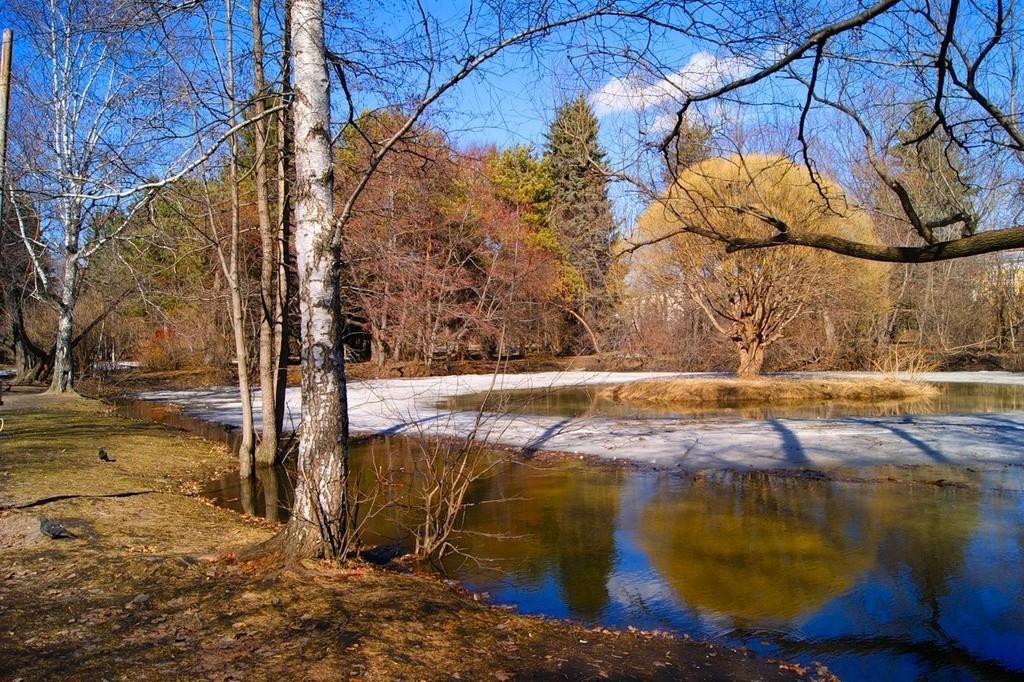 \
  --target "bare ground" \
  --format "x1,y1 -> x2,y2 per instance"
0,387 -> 823,681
